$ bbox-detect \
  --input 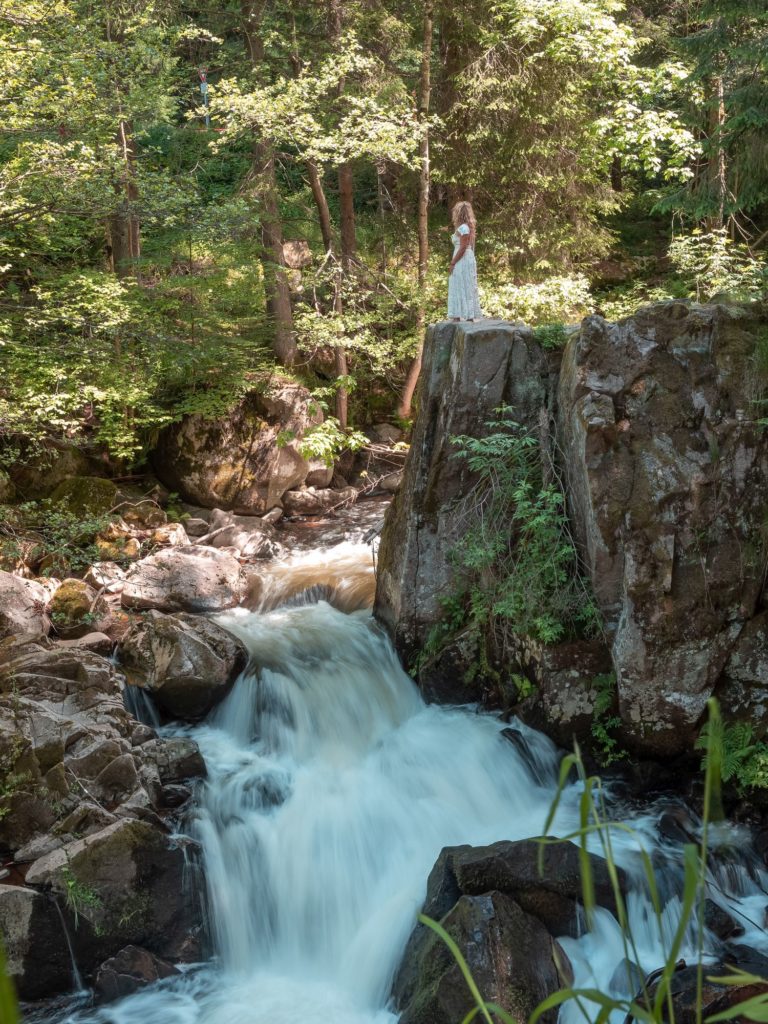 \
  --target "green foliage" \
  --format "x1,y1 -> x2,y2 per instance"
532,323 -> 569,350
667,230 -> 767,302
0,736 -> 32,822
696,719 -> 768,792
298,418 -> 368,469
0,940 -> 19,1024
589,672 -> 626,767
62,867 -> 103,929
480,276 -> 593,325
0,501 -> 114,576
421,409 -> 601,682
